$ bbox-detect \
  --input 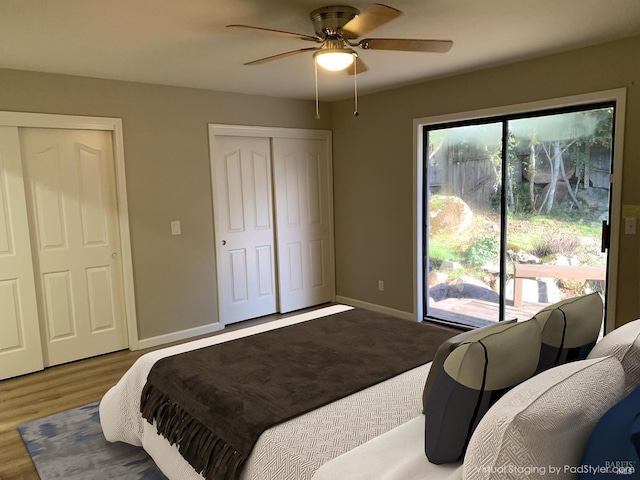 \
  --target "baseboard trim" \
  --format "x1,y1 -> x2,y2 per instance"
335,296 -> 416,322
134,322 -> 225,351
135,300 -> 415,350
